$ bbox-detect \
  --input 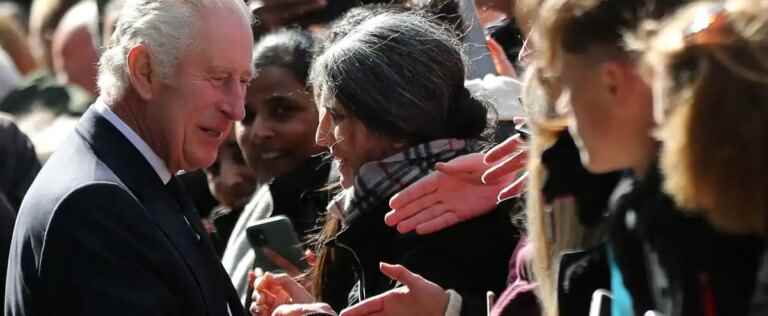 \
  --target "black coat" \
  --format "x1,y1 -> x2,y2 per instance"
610,166 -> 764,316
321,200 -> 518,316
5,107 -> 243,316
